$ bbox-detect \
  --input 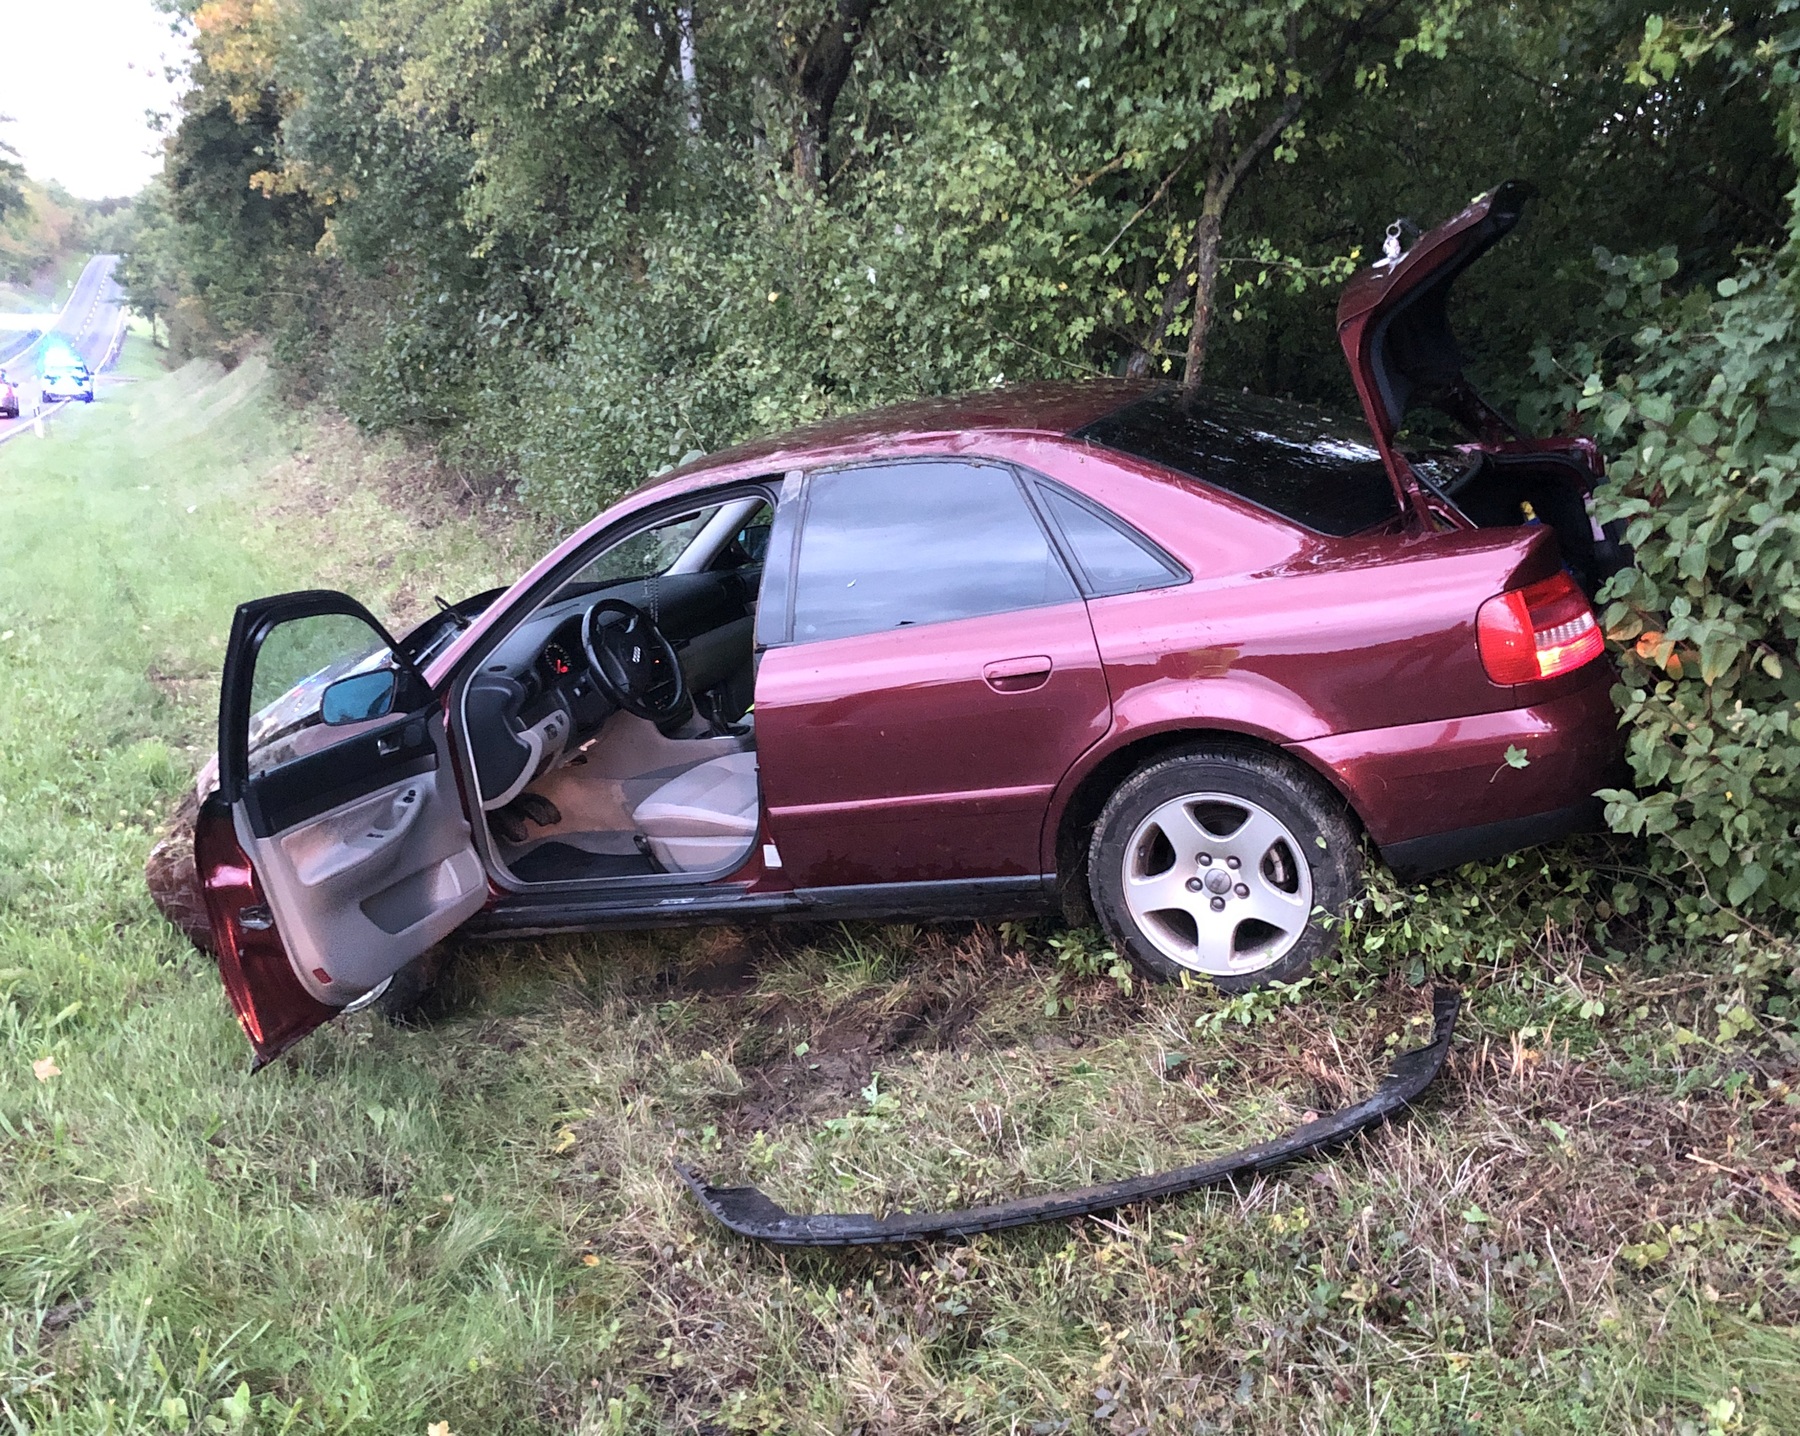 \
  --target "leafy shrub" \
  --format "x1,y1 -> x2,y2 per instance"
1565,250 -> 1800,925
